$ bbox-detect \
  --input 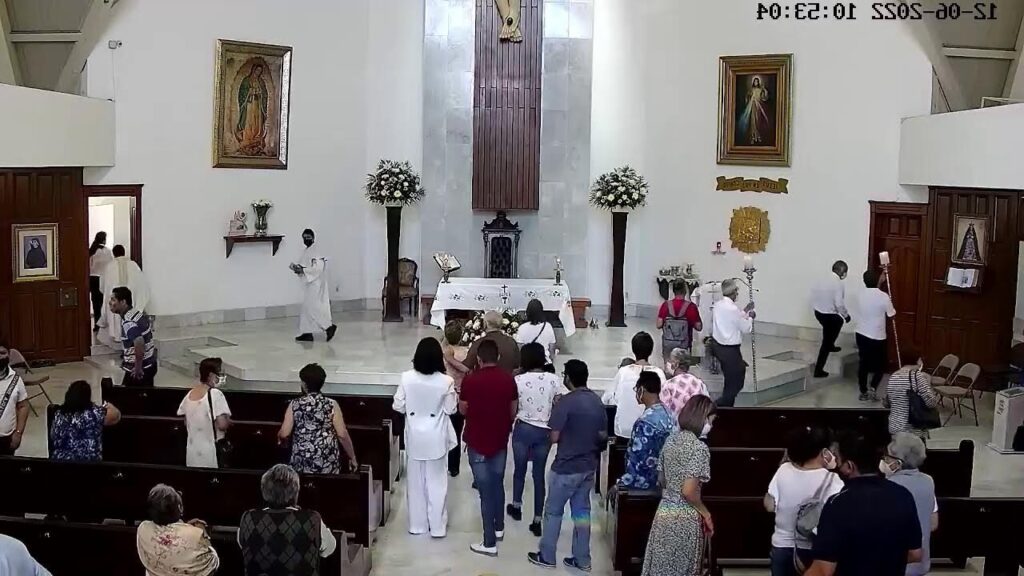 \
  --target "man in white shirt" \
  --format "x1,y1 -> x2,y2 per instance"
289,229 -> 337,343
810,260 -> 851,378
0,343 -> 29,456
602,332 -> 666,439
711,279 -> 754,407
855,269 -> 896,402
